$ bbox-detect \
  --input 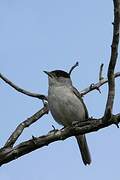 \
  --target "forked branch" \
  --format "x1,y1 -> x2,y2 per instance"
0,113 -> 120,166
0,0 -> 120,167
104,0 -> 120,118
